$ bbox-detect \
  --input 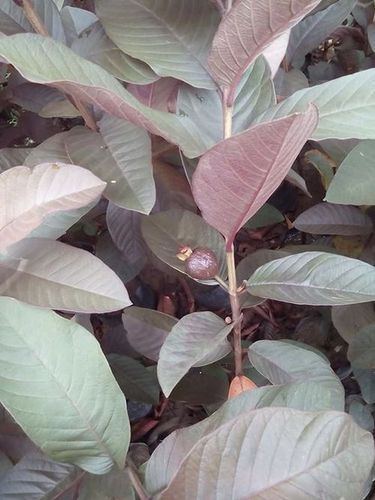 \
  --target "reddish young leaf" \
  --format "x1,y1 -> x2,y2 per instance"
192,106 -> 318,248
208,0 -> 320,102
